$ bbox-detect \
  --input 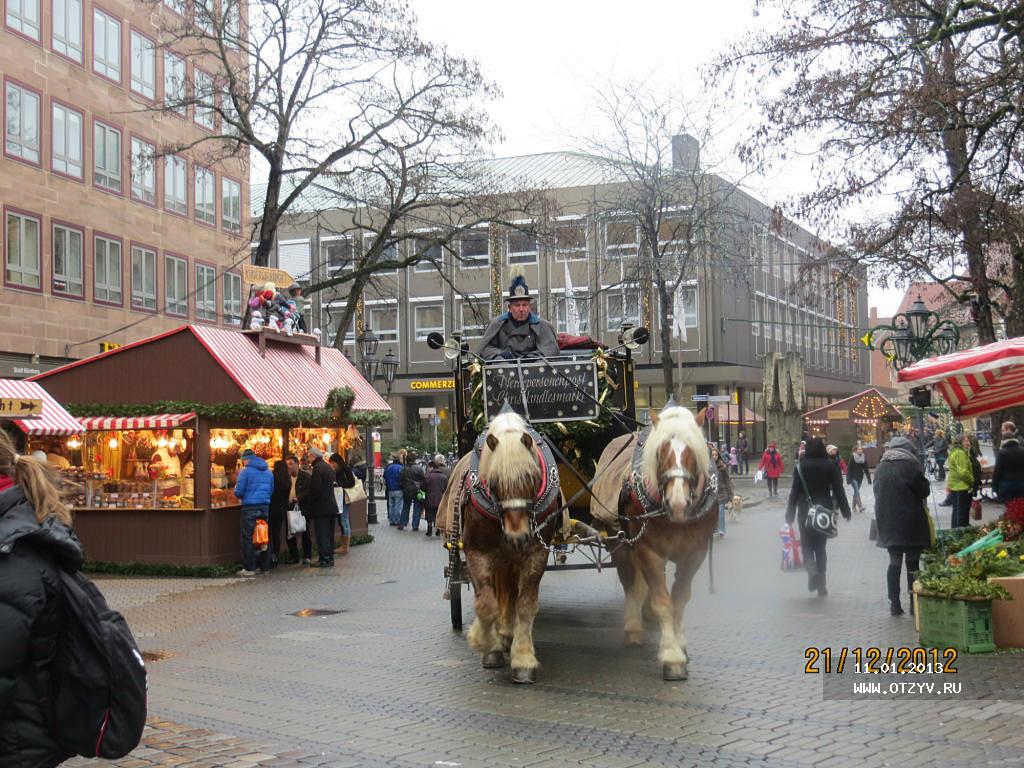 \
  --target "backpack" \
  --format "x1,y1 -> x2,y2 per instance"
50,569 -> 148,759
